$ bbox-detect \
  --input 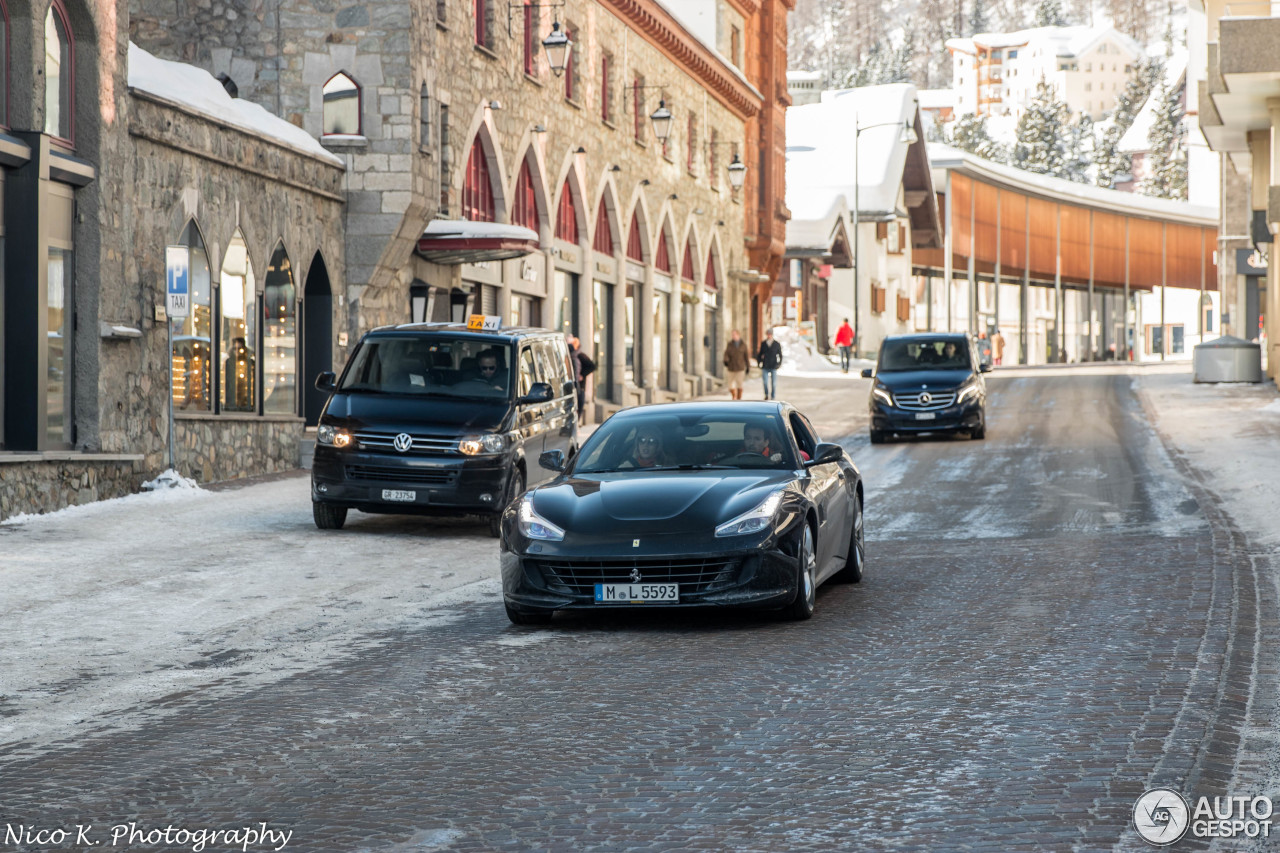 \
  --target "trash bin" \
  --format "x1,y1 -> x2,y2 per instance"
1192,335 -> 1263,383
